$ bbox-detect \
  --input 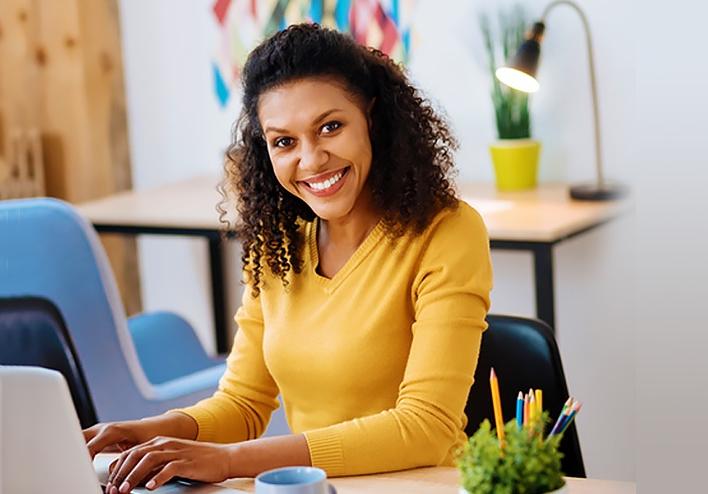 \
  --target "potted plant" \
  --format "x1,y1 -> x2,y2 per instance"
480,6 -> 540,191
457,415 -> 567,494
